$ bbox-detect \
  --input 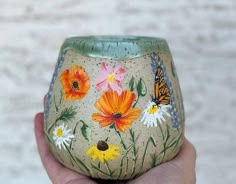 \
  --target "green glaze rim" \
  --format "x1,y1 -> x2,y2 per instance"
60,36 -> 171,60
